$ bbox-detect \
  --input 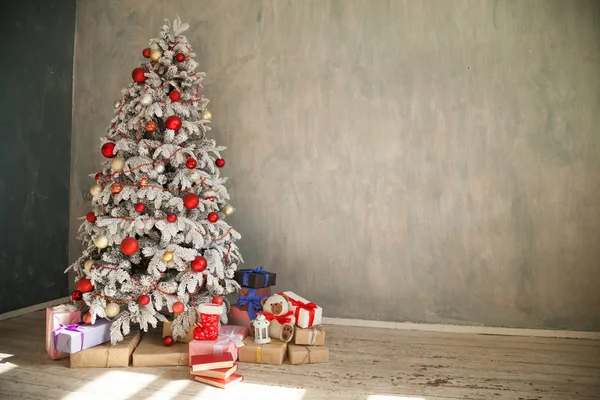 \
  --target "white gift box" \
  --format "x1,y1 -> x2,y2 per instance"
278,291 -> 322,329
